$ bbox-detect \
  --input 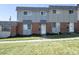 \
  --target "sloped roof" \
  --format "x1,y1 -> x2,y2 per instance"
16,5 -> 78,11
